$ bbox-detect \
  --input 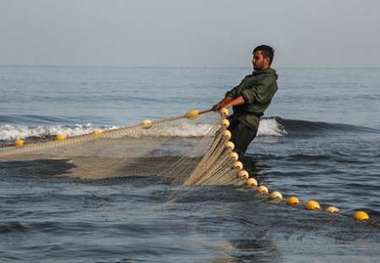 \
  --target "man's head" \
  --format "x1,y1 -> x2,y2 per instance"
252,45 -> 274,71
